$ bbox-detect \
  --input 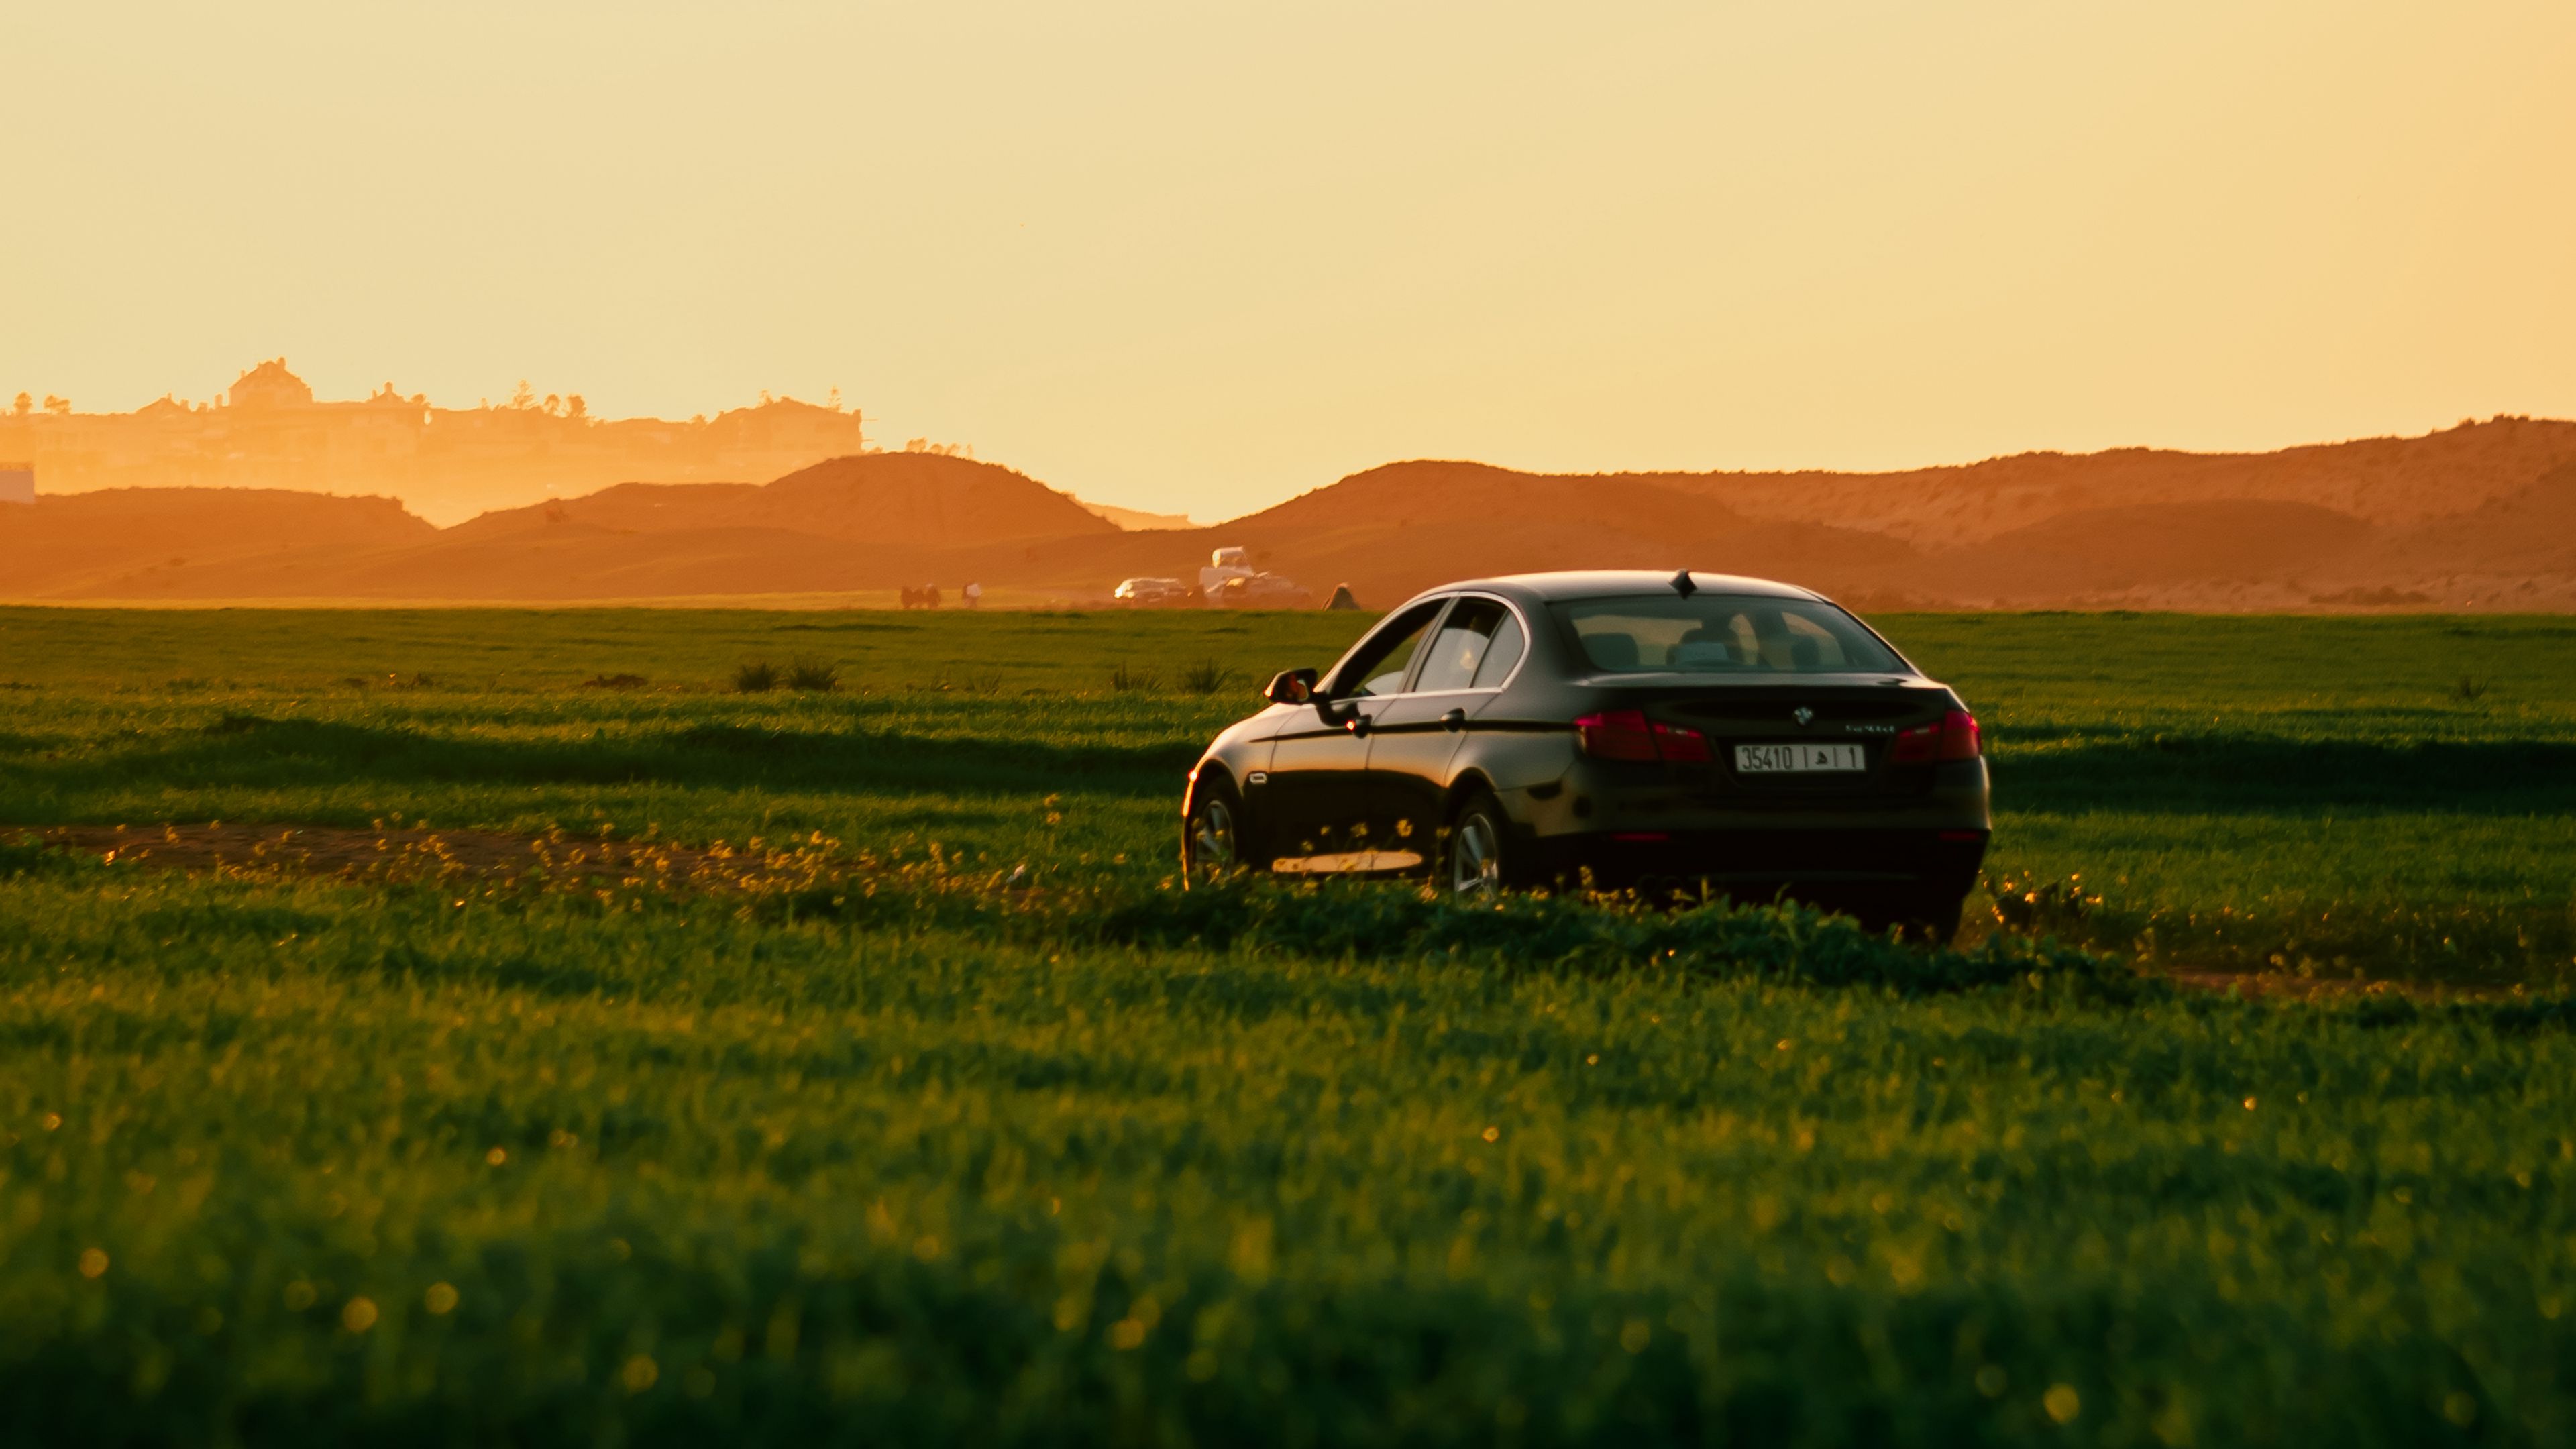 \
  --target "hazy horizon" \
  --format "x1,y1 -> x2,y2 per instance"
6,1 -> 2573,521
10,358 -> 2569,529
